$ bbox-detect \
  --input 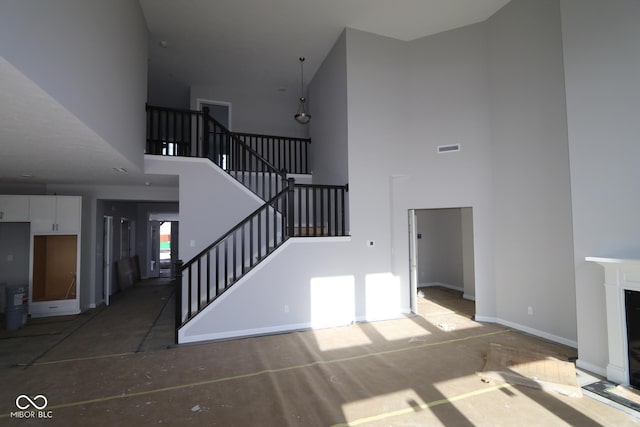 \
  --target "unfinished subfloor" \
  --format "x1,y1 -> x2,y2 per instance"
1,284 -> 638,426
